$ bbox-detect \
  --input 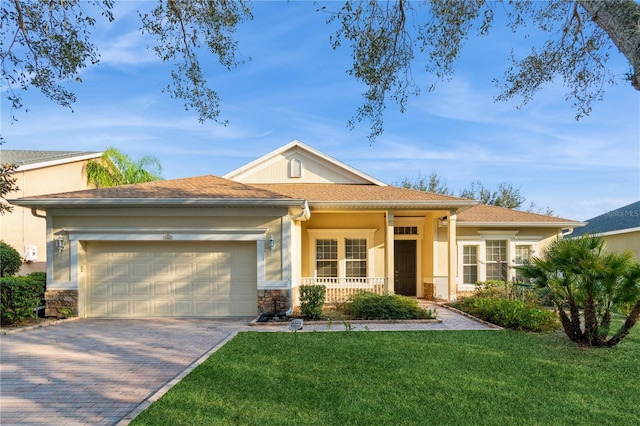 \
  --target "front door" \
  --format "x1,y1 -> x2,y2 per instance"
394,240 -> 416,296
